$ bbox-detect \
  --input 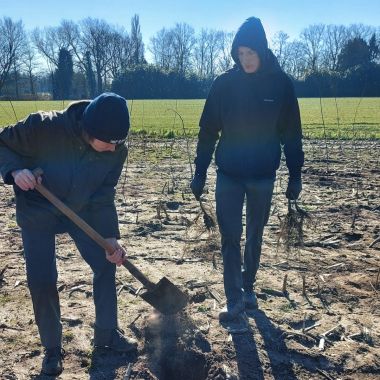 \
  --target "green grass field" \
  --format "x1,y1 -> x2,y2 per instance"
1,98 -> 379,139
